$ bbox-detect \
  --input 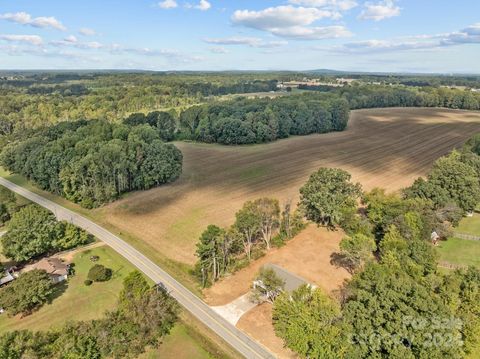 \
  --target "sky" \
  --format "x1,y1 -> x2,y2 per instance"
0,0 -> 479,73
